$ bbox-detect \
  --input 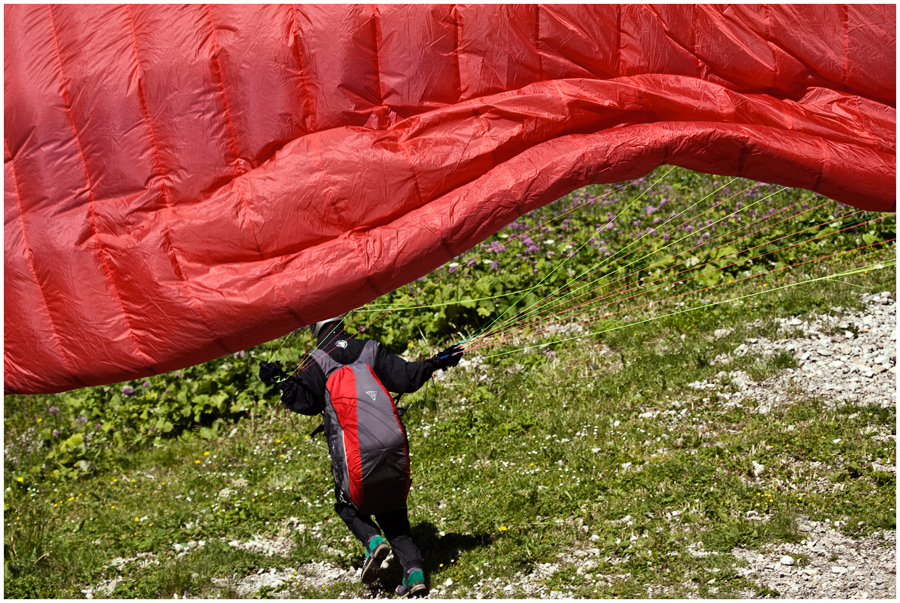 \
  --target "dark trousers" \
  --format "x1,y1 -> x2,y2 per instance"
335,501 -> 423,573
